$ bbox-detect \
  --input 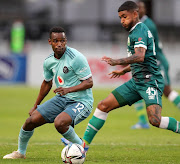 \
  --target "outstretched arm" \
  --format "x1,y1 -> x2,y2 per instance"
109,65 -> 131,79
29,80 -> 53,116
53,77 -> 93,96
102,47 -> 146,66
